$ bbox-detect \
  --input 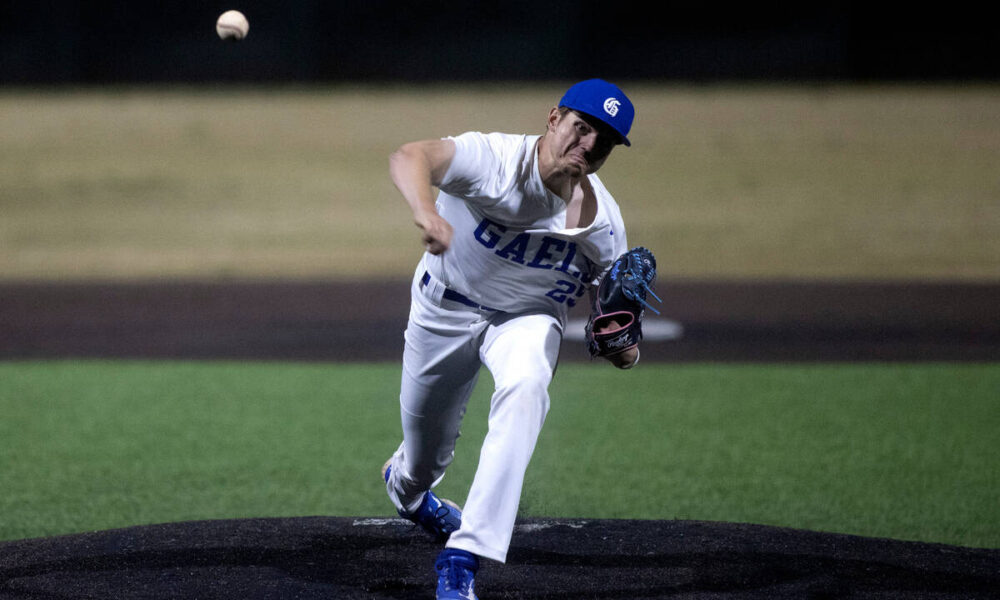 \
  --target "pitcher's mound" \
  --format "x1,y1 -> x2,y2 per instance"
2,517 -> 997,599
